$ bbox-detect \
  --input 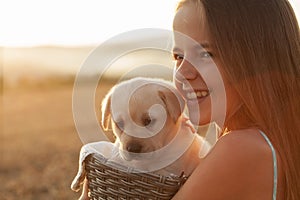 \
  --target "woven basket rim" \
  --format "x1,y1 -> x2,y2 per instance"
85,153 -> 188,200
